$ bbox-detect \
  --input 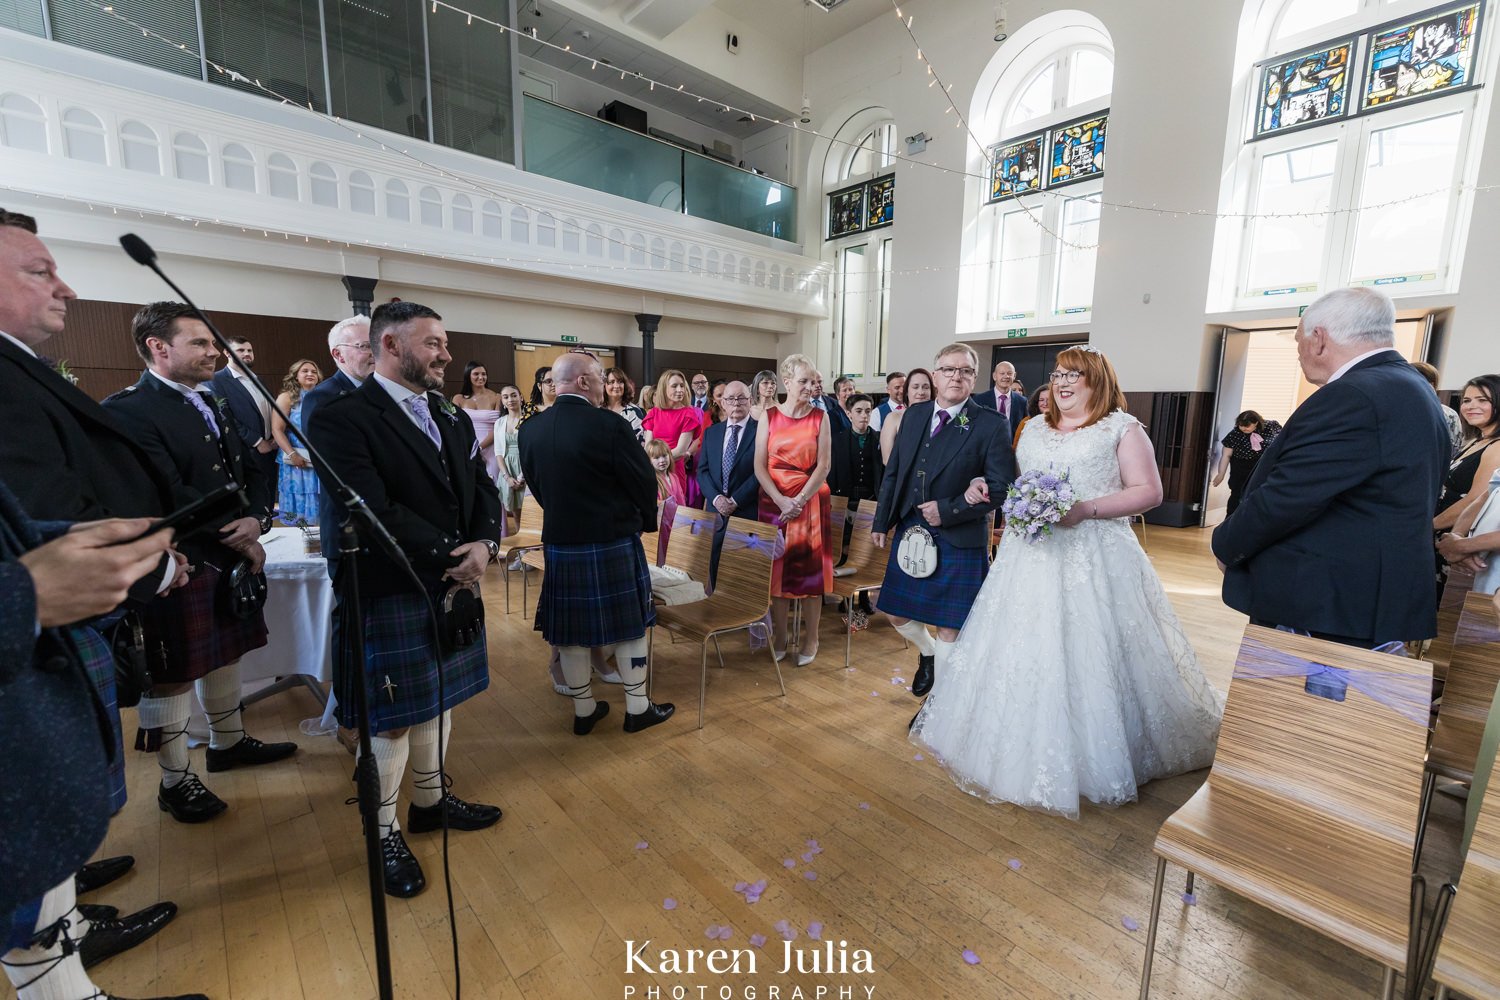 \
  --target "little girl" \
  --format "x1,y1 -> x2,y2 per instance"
645,439 -> 684,504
